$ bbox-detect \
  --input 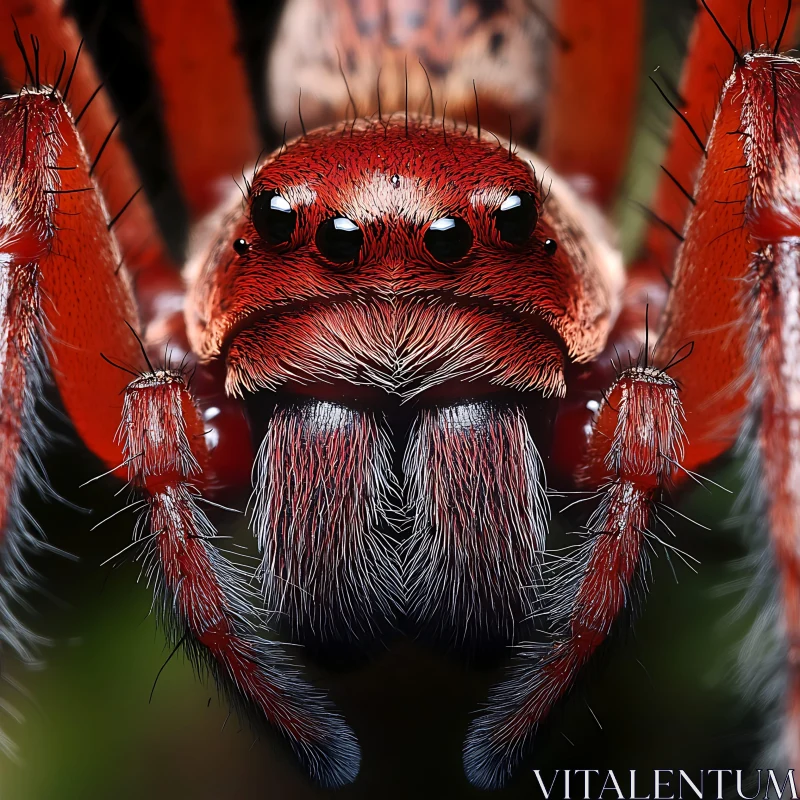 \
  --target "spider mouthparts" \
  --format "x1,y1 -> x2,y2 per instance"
243,385 -> 557,661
